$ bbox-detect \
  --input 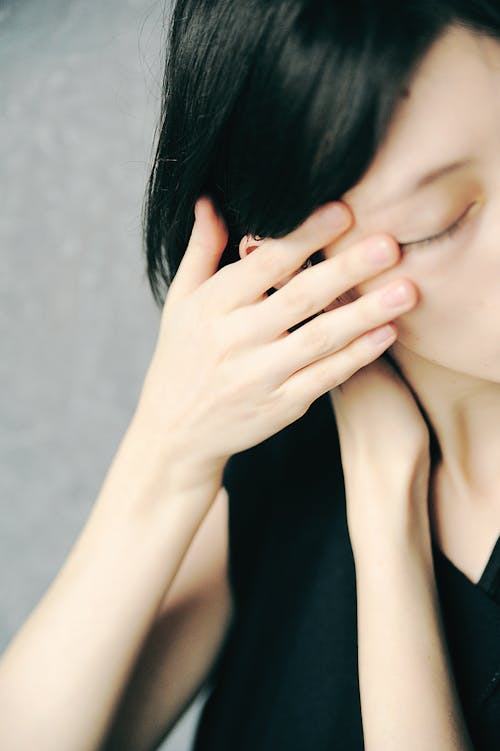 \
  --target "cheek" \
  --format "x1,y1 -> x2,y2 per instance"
329,220 -> 500,374
371,265 -> 500,378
